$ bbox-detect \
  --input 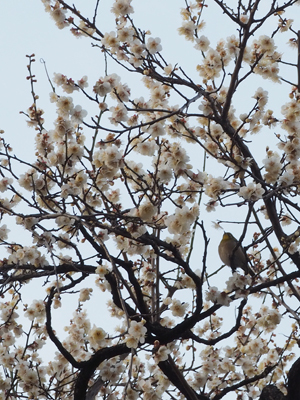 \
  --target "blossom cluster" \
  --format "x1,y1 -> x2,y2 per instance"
0,1 -> 300,399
